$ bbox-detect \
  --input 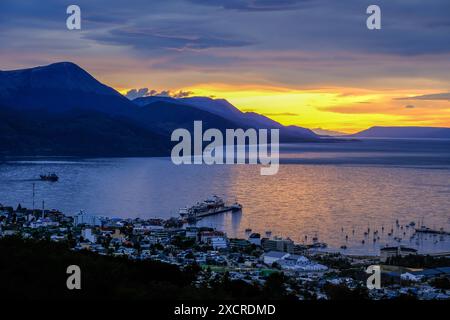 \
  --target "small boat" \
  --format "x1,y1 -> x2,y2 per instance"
245,228 -> 252,233
40,173 -> 59,182
340,245 -> 347,249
